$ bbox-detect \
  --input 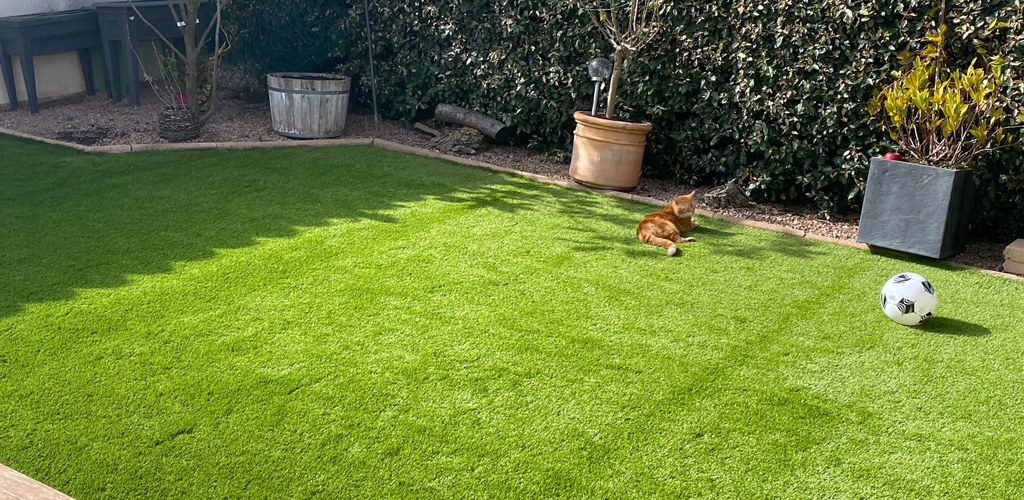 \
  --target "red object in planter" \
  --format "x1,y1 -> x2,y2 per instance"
883,152 -> 902,161
174,90 -> 188,105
